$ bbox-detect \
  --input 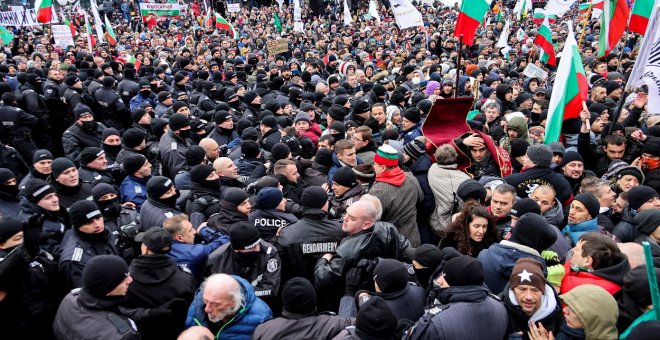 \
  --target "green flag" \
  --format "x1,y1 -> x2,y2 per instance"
0,25 -> 14,45
274,13 -> 282,33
